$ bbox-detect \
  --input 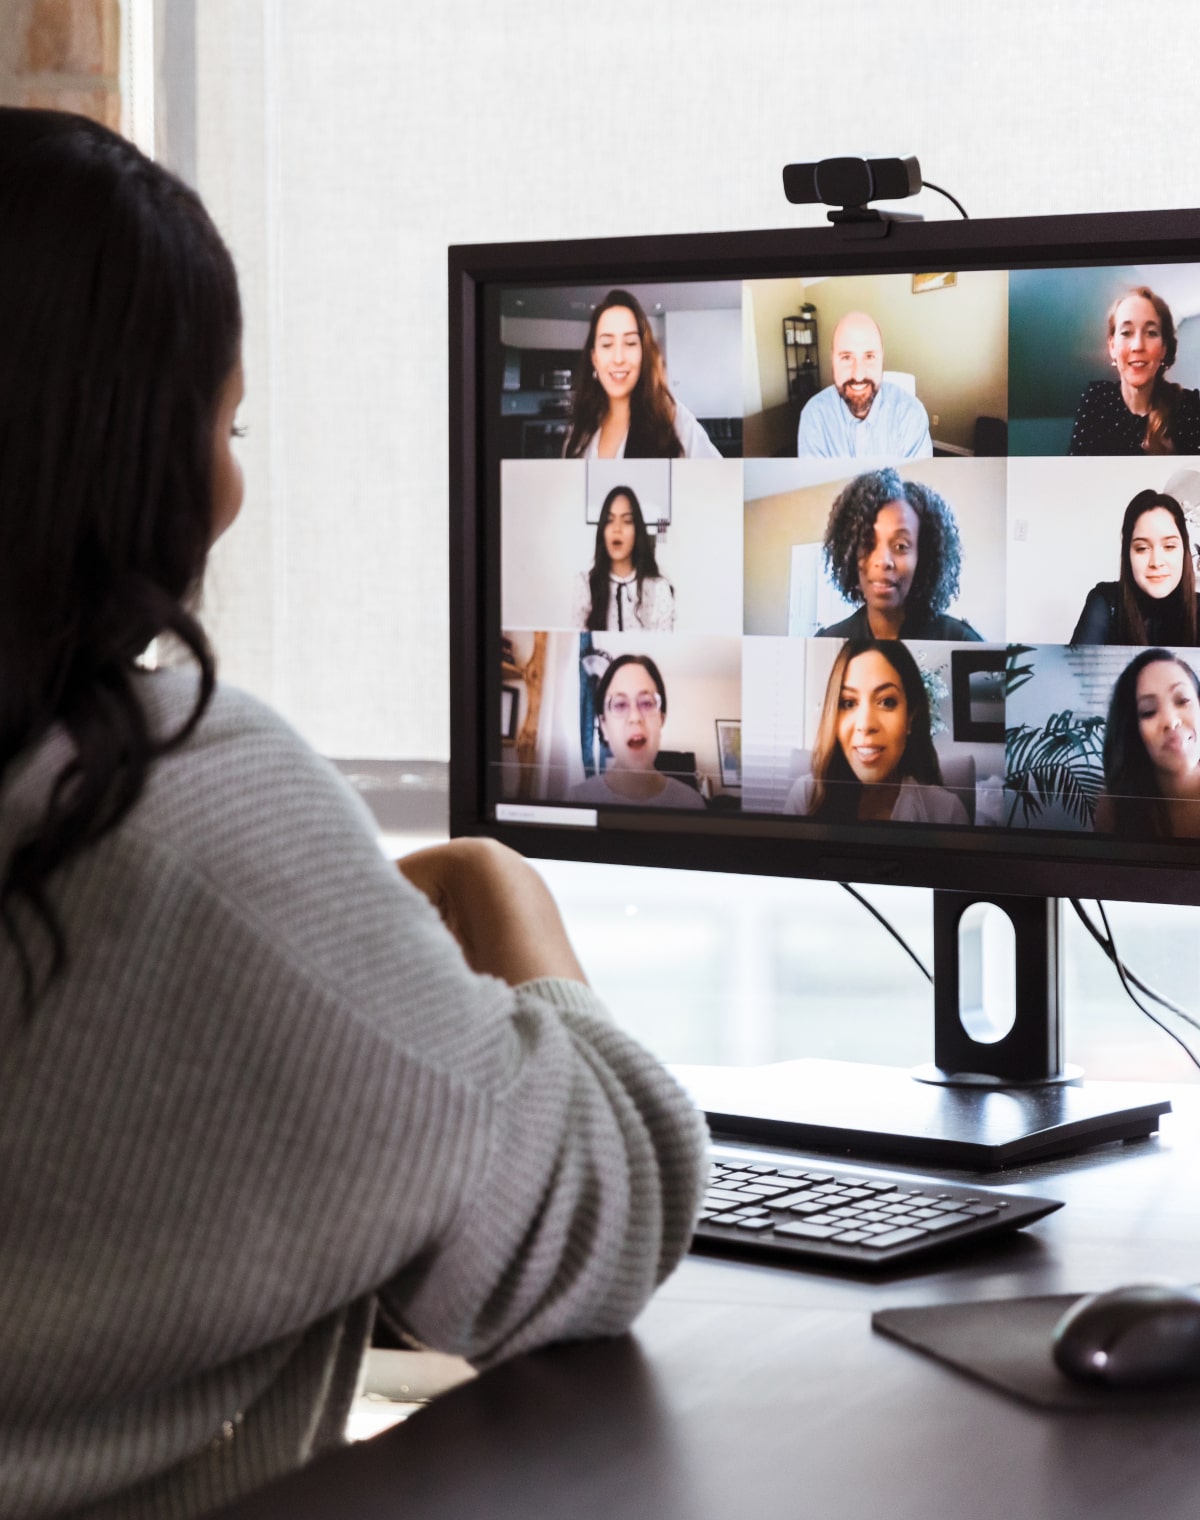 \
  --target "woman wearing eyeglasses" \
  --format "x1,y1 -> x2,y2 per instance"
571,654 -> 706,808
